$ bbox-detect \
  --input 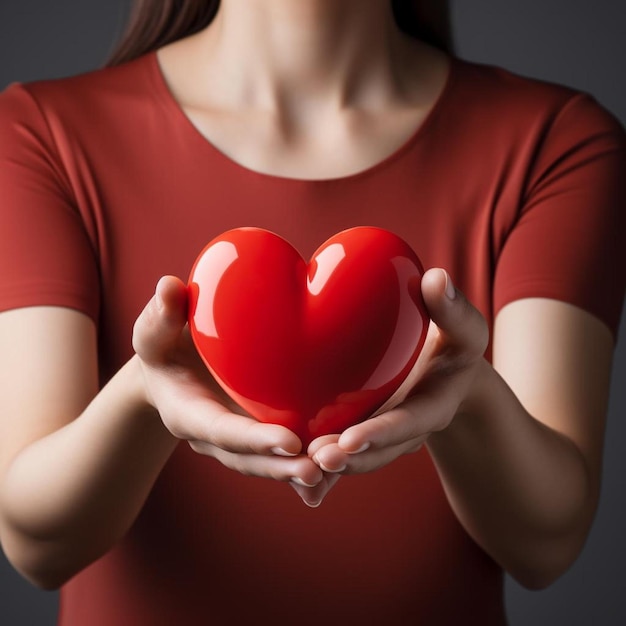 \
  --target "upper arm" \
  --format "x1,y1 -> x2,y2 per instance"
490,94 -> 625,486
493,93 -> 626,342
0,83 -> 100,322
0,83 -> 102,477
492,297 -> 614,488
0,307 -> 99,479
